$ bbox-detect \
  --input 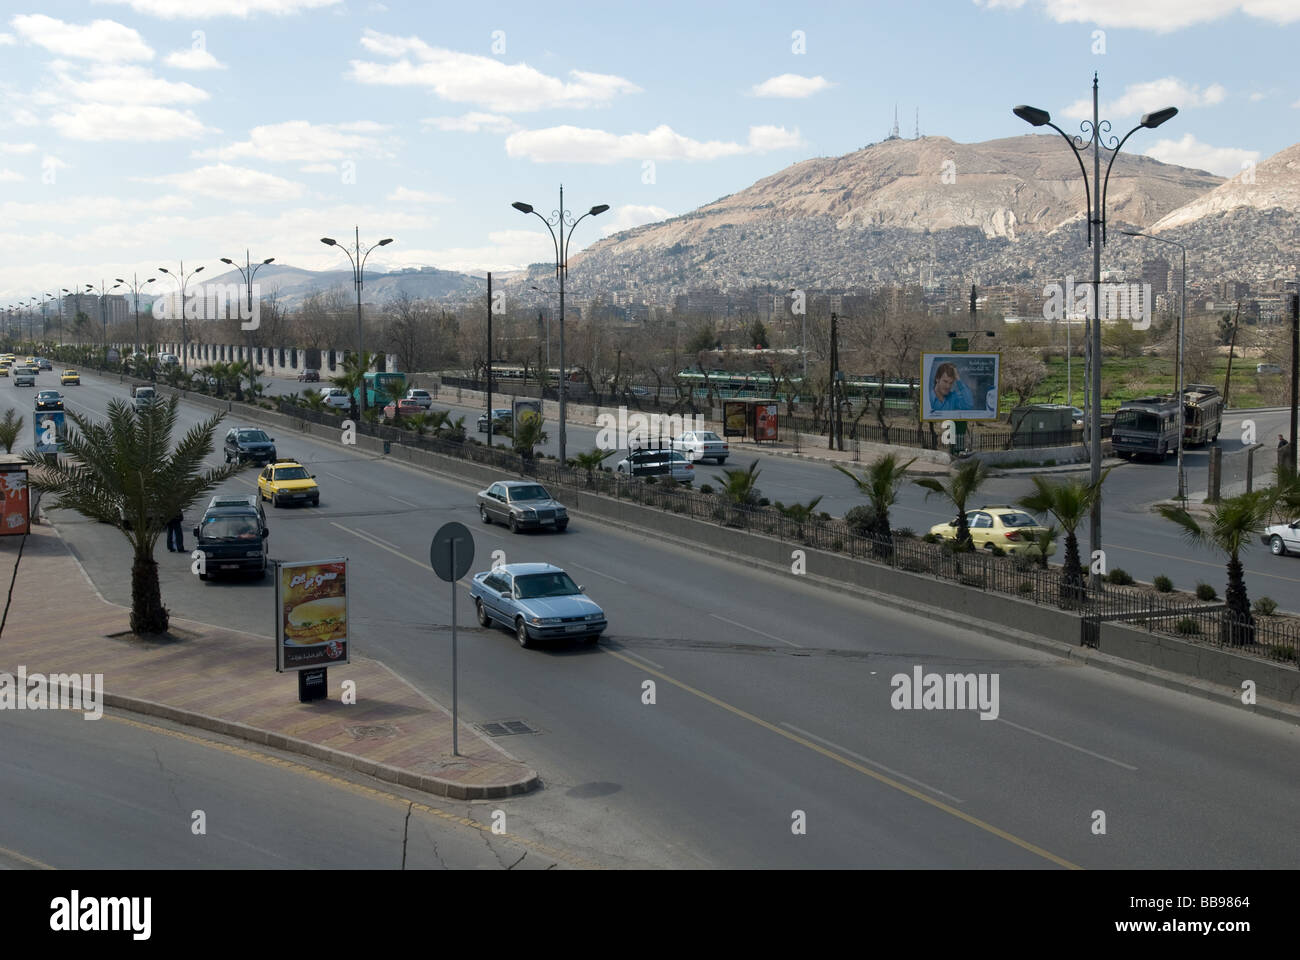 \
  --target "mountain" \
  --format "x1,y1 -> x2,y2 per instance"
203,263 -> 485,310
558,134 -> 1300,300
